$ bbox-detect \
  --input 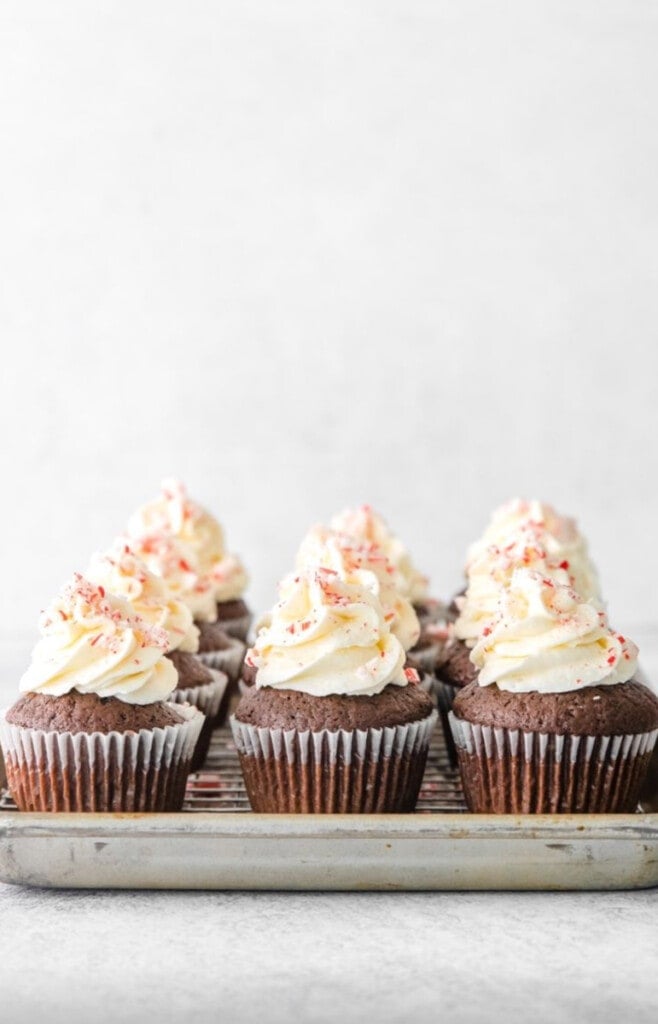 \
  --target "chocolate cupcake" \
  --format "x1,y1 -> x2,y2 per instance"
0,575 -> 203,812
439,513 -> 605,763
126,478 -> 252,641
232,568 -> 436,813
449,568 -> 658,814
